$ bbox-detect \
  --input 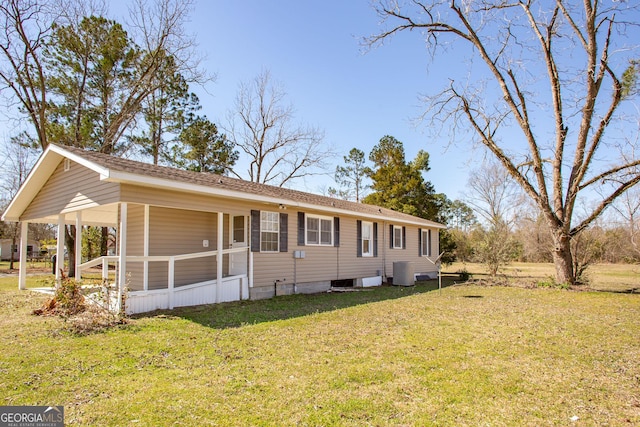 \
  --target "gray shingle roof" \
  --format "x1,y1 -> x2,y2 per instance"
60,145 -> 445,228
